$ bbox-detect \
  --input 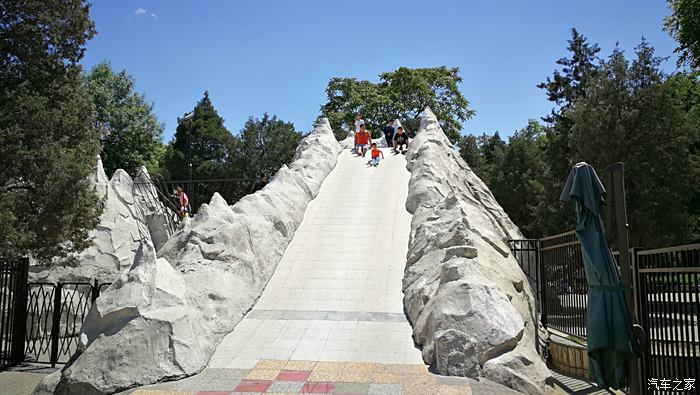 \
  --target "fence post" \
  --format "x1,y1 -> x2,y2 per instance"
92,279 -> 99,303
538,240 -> 547,328
607,162 -> 640,394
49,282 -> 62,368
10,258 -> 29,365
